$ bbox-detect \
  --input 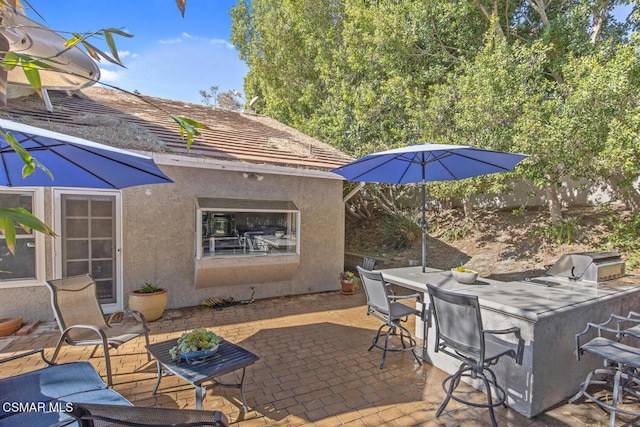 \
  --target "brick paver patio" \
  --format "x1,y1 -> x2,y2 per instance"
1,288 -> 638,426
